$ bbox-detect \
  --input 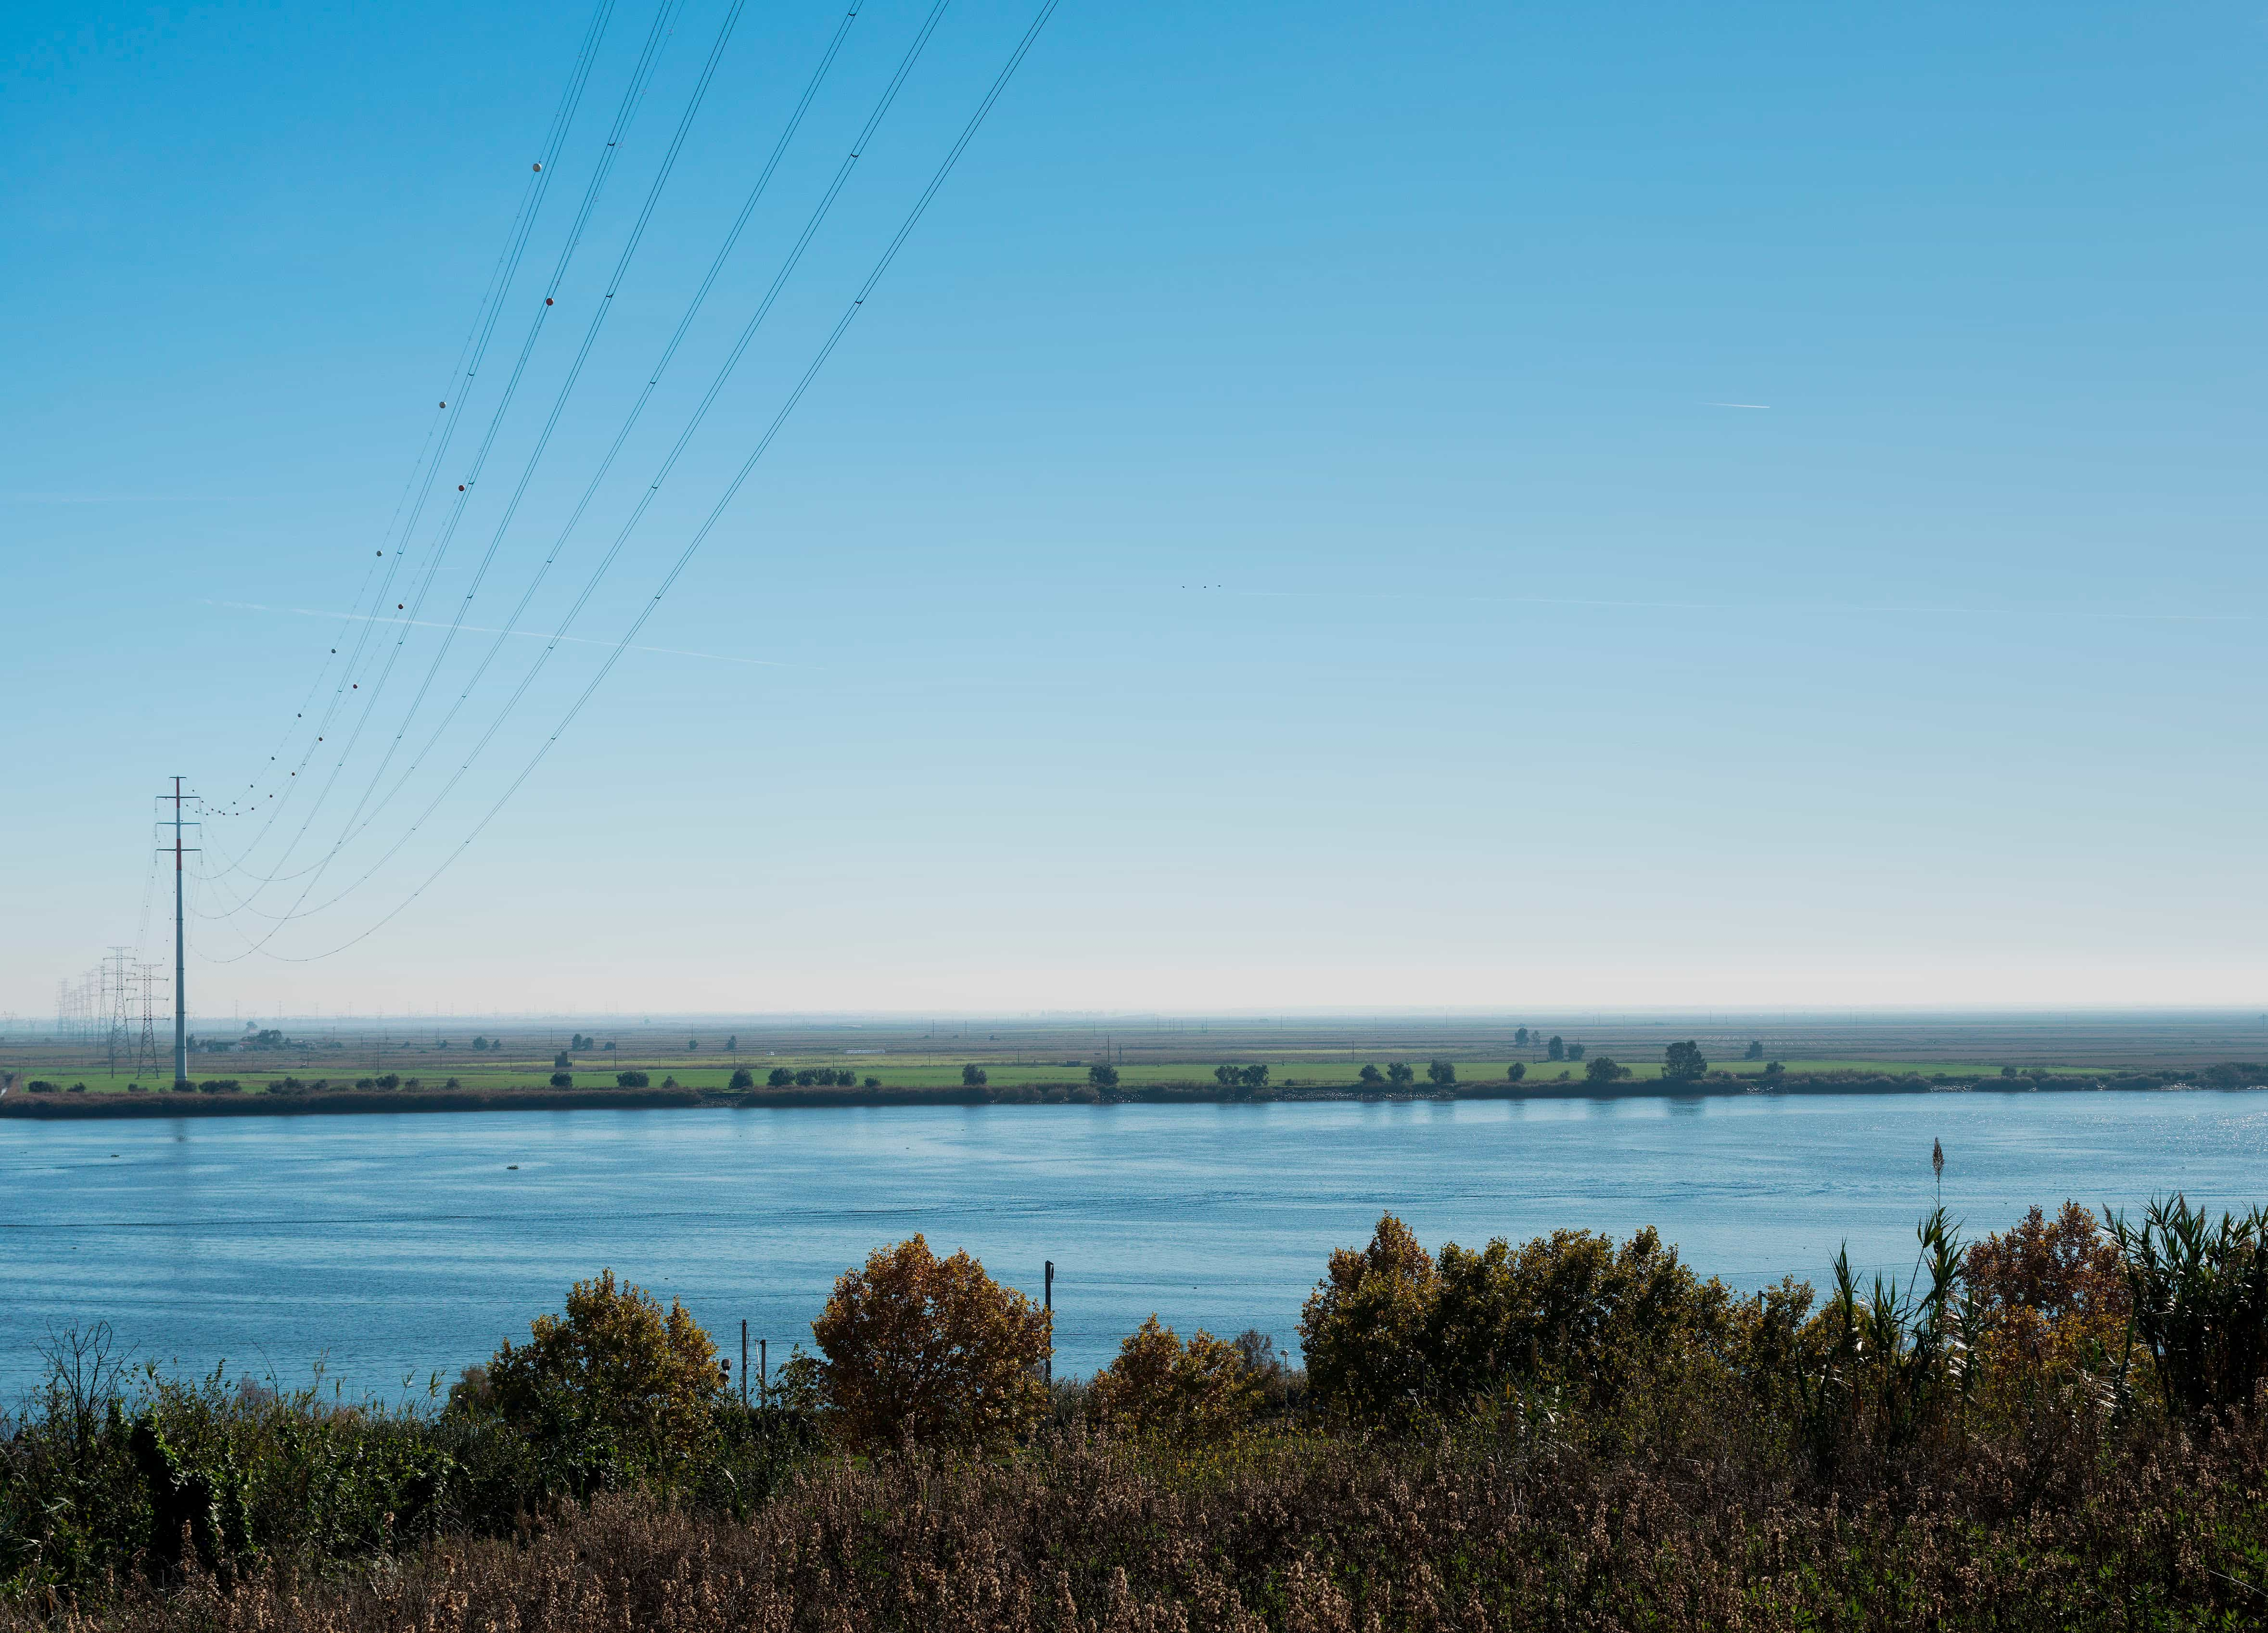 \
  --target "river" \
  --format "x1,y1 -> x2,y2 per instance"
4,1091 -> 2265,1399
